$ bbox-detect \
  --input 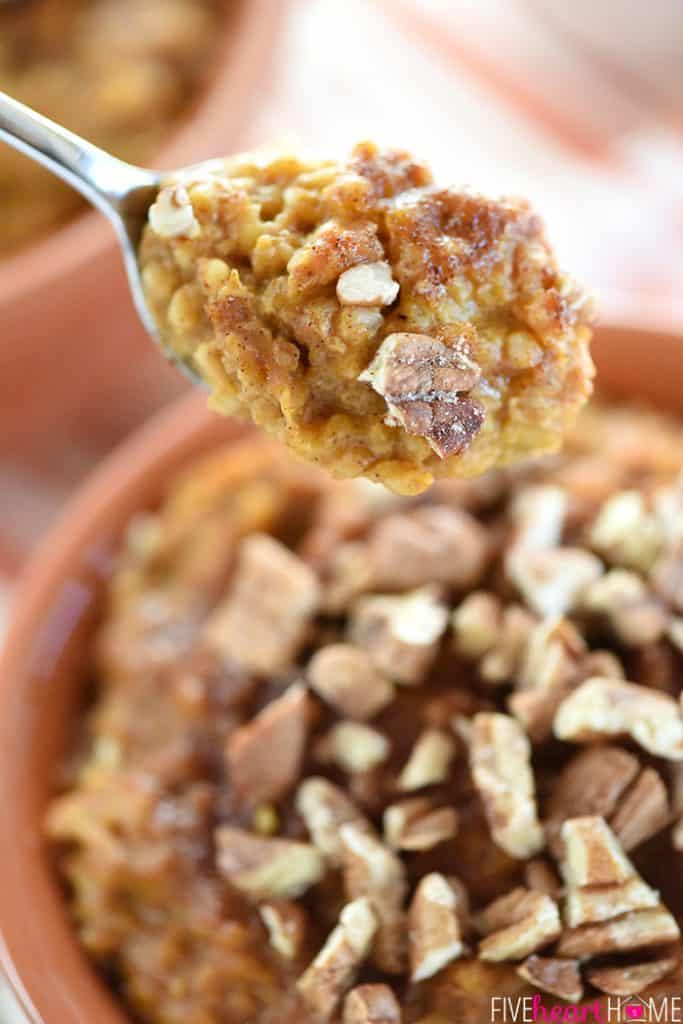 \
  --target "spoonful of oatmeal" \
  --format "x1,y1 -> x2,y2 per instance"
0,91 -> 595,494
